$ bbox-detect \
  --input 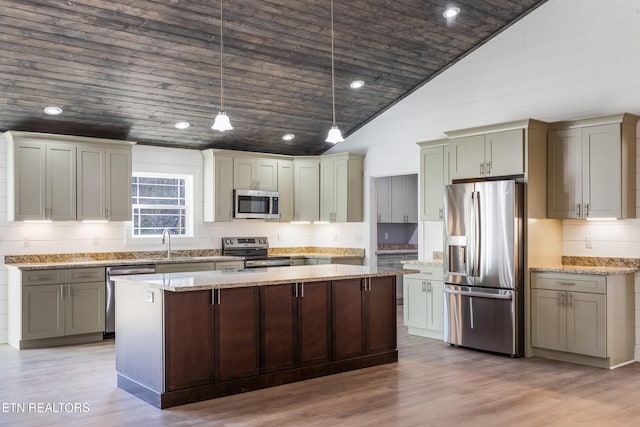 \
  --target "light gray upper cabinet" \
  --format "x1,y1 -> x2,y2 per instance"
277,159 -> 294,222
418,142 -> 449,221
293,157 -> 320,222
233,157 -> 278,191
320,153 -> 364,222
4,131 -> 134,222
390,175 -> 418,223
376,177 -> 391,223
6,138 -> 76,221
77,145 -> 132,221
448,129 -> 524,180
202,150 -> 234,222
547,114 -> 638,219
